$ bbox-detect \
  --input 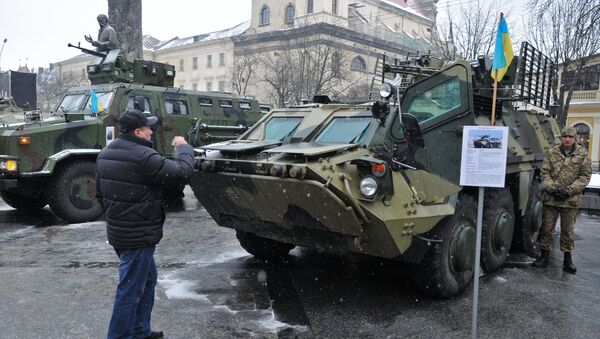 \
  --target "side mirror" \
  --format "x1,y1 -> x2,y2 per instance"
402,114 -> 424,148
371,100 -> 390,121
